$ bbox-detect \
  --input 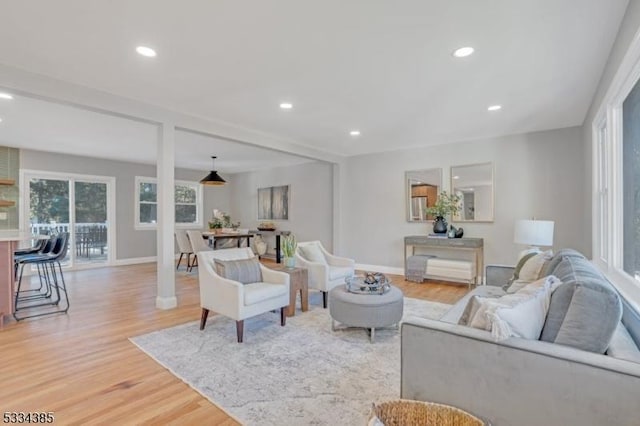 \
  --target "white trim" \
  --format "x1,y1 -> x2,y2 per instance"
113,256 -> 157,266
355,263 -> 404,276
134,176 -> 203,230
